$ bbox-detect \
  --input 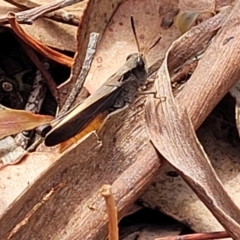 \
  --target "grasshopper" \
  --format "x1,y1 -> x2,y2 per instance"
44,17 -> 155,147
